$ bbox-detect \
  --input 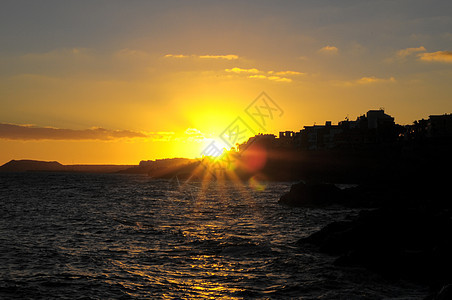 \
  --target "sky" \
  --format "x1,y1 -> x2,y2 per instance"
1,0 -> 451,165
